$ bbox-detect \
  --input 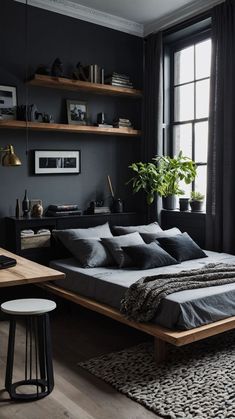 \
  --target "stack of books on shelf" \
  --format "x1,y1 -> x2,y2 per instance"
46,204 -> 82,217
93,206 -> 110,214
113,118 -> 133,129
105,72 -> 133,88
